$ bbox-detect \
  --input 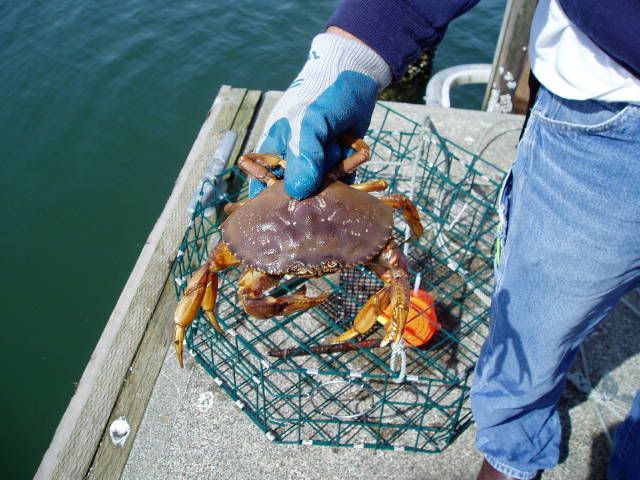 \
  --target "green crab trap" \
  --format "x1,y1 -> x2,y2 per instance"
173,104 -> 506,453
